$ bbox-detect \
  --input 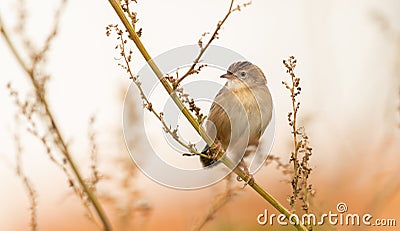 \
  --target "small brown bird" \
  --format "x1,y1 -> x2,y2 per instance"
200,61 -> 273,176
